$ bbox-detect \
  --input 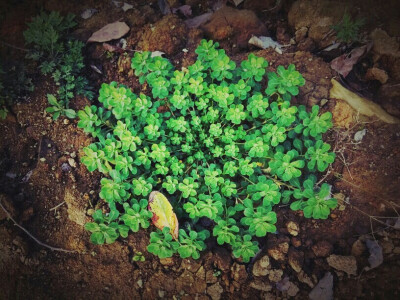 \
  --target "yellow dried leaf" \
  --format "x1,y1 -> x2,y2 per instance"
148,191 -> 179,239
